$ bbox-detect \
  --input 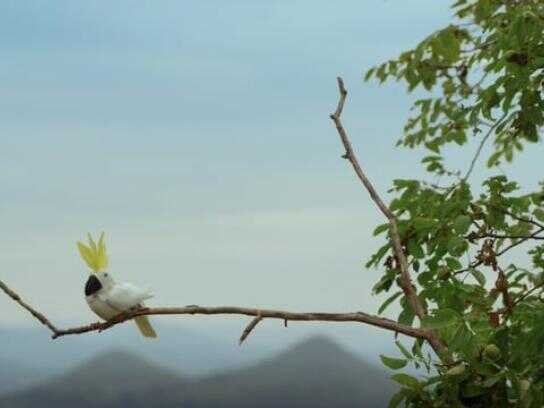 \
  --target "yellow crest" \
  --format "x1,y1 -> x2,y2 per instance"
77,232 -> 108,273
